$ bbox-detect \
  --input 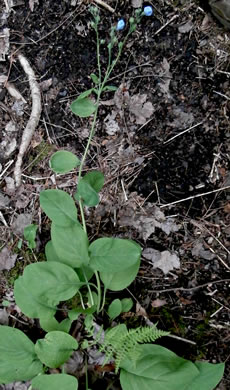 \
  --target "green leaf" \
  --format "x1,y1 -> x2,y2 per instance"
185,361 -> 225,390
35,331 -> 78,368
103,85 -> 118,92
71,97 -> 96,118
83,171 -> 104,192
24,224 -> 38,249
77,89 -> 93,100
75,171 -> 104,207
40,189 -> 79,227
49,151 -> 80,174
121,298 -> 133,313
69,305 -> 97,320
39,317 -> 73,333
32,374 -> 78,390
120,344 -> 199,390
75,179 -> 99,207
100,259 -> 140,291
90,73 -> 99,84
108,299 -> 122,320
0,326 -> 42,384
45,240 -> 57,262
14,262 -> 80,319
51,222 -> 89,268
89,238 -> 141,272
46,240 -> 93,279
